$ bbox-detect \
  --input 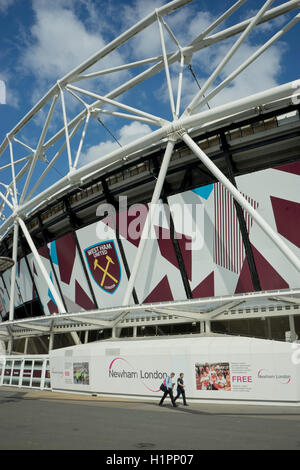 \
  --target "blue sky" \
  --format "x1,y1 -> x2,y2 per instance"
0,0 -> 299,209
